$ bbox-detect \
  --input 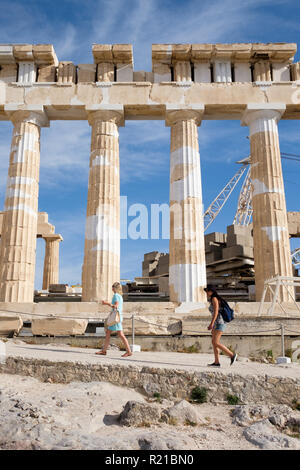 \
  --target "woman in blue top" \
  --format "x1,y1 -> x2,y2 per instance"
96,282 -> 132,357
